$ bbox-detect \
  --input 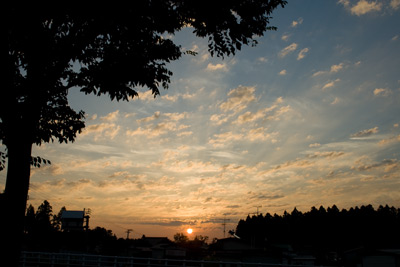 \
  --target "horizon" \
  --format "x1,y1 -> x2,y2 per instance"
1,1 -> 400,240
